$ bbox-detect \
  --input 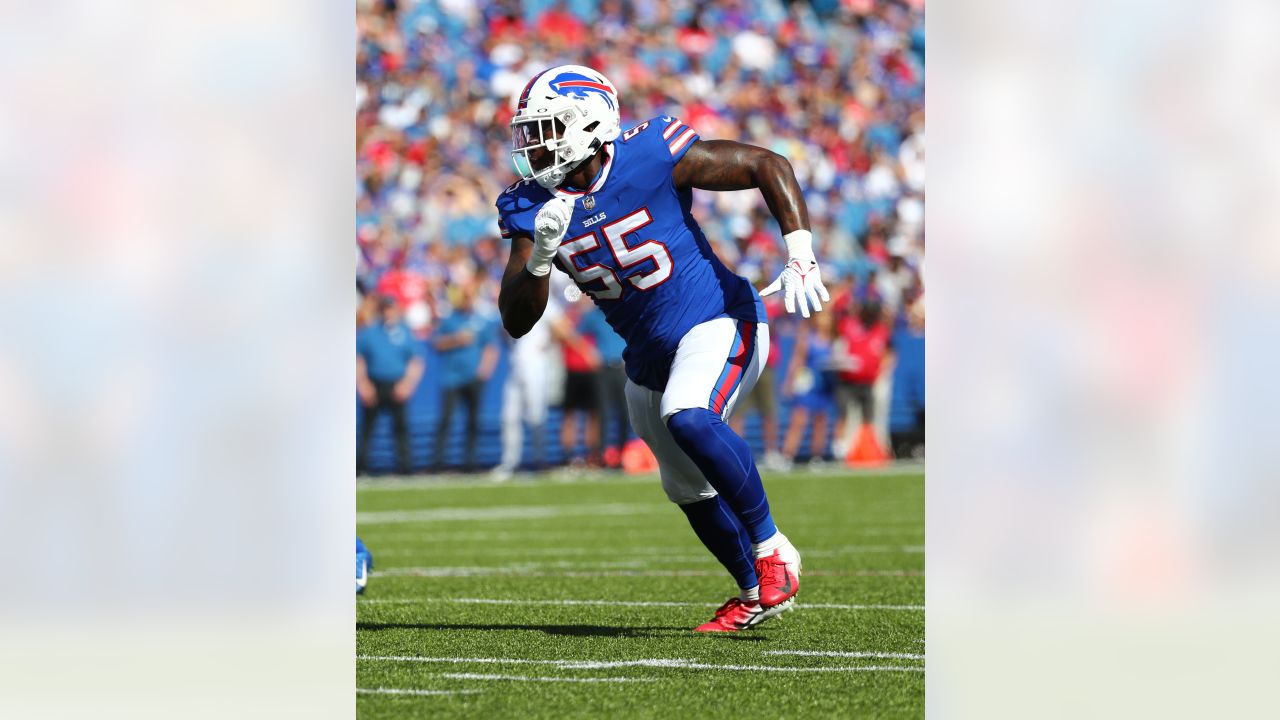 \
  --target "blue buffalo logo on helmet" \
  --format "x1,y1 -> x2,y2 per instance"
548,71 -> 616,110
